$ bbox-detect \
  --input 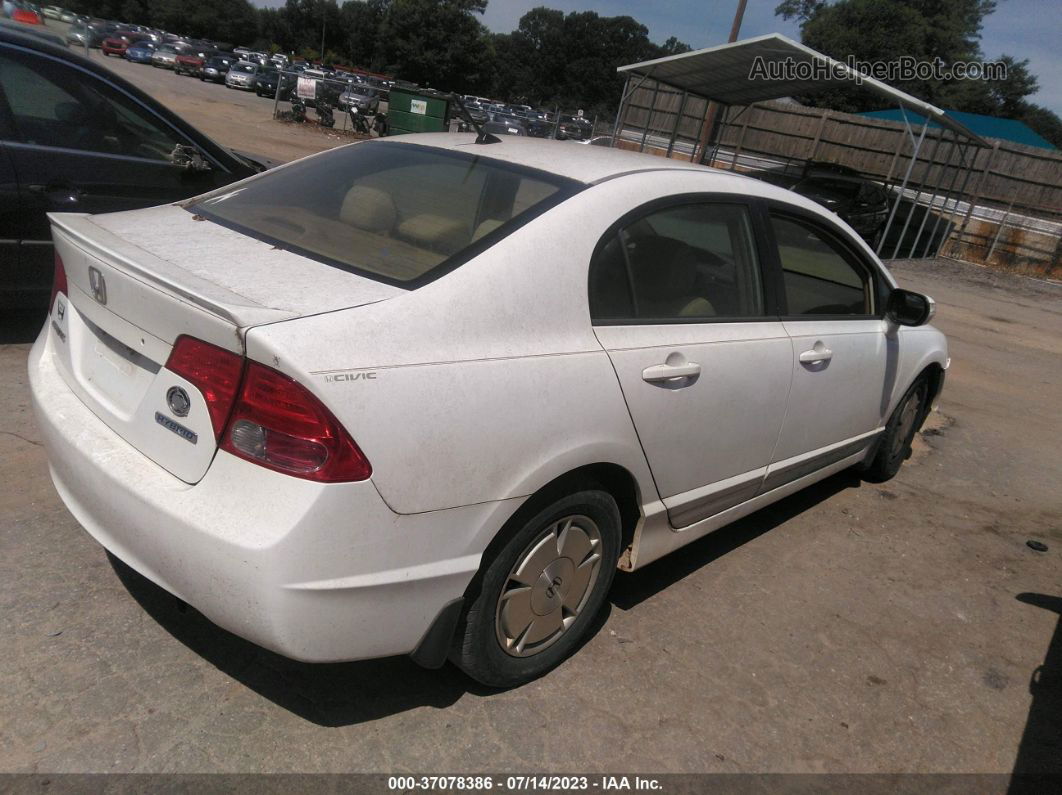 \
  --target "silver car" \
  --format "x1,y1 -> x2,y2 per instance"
225,61 -> 259,90
151,43 -> 179,68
